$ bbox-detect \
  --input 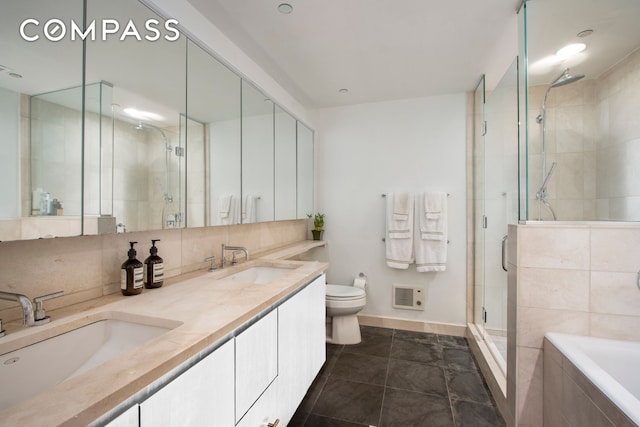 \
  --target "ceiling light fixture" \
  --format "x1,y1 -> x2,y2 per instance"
9,72 -> 22,79
555,43 -> 586,59
577,29 -> 594,38
338,88 -> 349,93
277,3 -> 293,14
